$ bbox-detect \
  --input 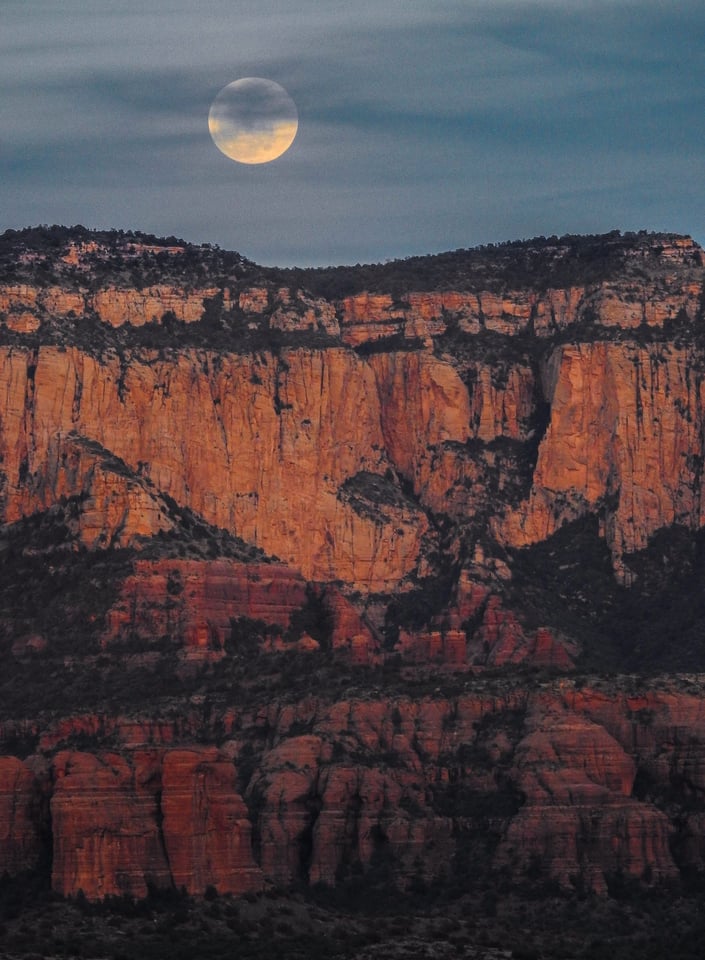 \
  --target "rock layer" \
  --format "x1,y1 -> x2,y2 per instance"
0,346 -> 427,588
2,681 -> 705,897
2,228 -> 705,900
